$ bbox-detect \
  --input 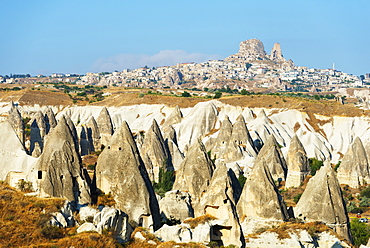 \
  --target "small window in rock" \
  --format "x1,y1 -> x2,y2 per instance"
38,171 -> 42,179
108,146 -> 111,149
118,147 -> 122,150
